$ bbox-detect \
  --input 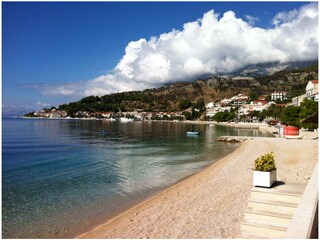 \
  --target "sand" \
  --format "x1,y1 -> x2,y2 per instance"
77,135 -> 318,239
